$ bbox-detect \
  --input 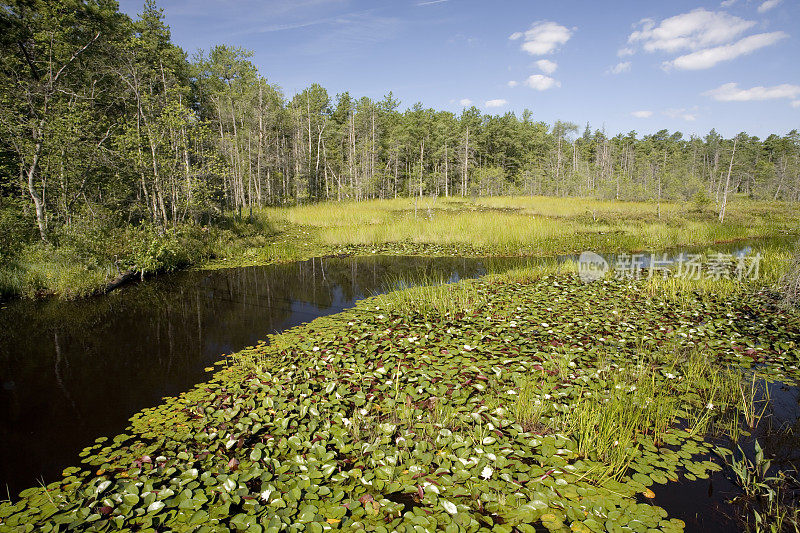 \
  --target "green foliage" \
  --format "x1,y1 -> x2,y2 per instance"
779,243 -> 800,308
716,442 -> 800,532
126,224 -> 185,277
692,191 -> 712,212
2,0 -> 800,251
0,201 -> 35,261
4,271 -> 799,530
